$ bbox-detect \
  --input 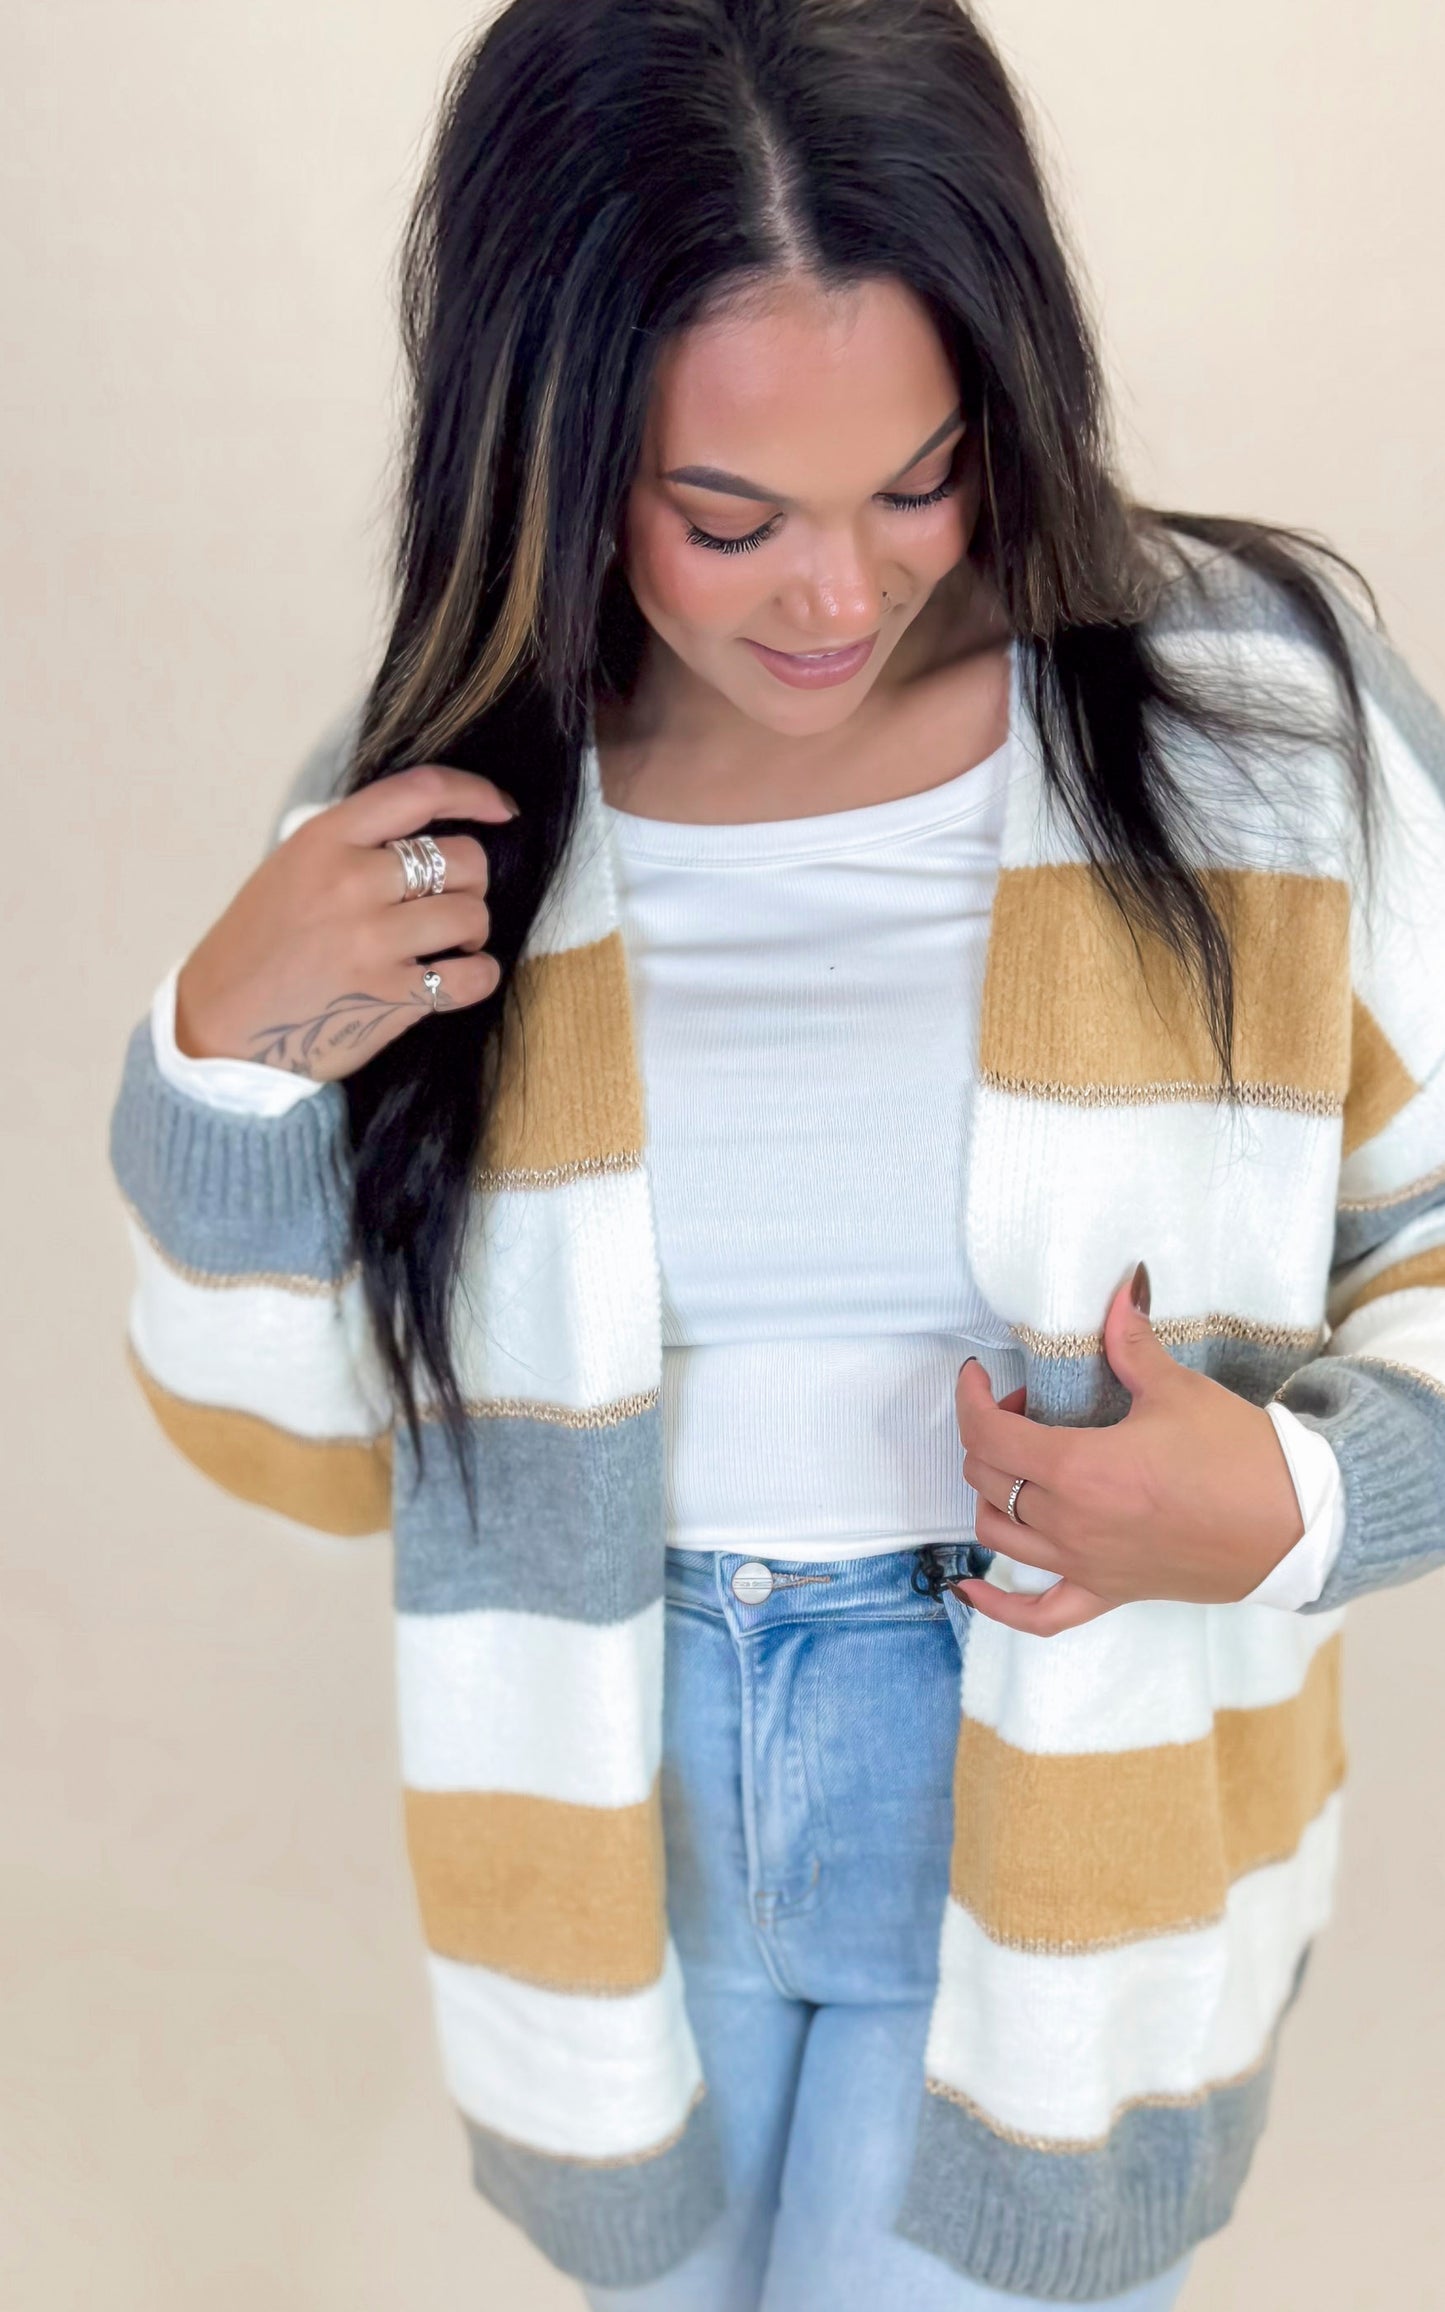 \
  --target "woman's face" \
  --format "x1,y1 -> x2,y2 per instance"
619,273 -> 981,737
